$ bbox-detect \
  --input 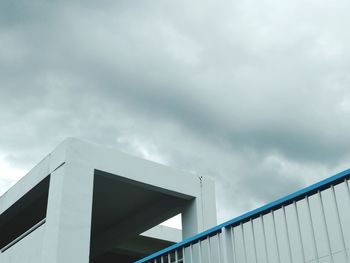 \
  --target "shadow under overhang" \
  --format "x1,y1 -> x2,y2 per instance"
89,170 -> 189,262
